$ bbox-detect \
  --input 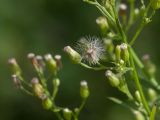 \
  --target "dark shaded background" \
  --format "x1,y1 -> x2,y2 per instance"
0,0 -> 159,120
